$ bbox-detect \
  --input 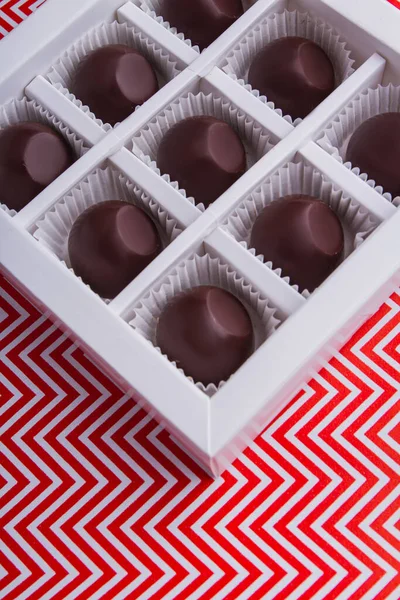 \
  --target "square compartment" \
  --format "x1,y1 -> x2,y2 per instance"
129,73 -> 282,210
